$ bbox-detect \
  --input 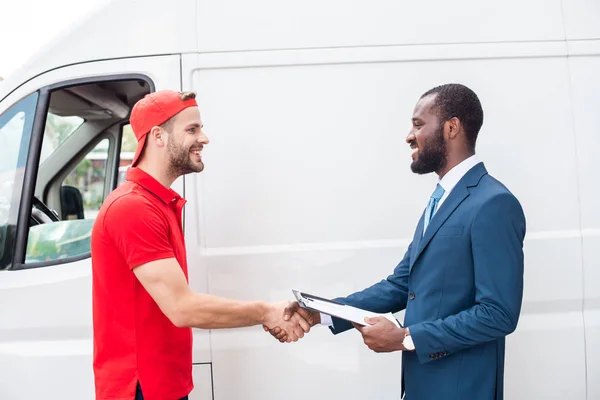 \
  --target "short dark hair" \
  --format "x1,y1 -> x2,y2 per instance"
420,83 -> 483,150
160,91 -> 197,132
